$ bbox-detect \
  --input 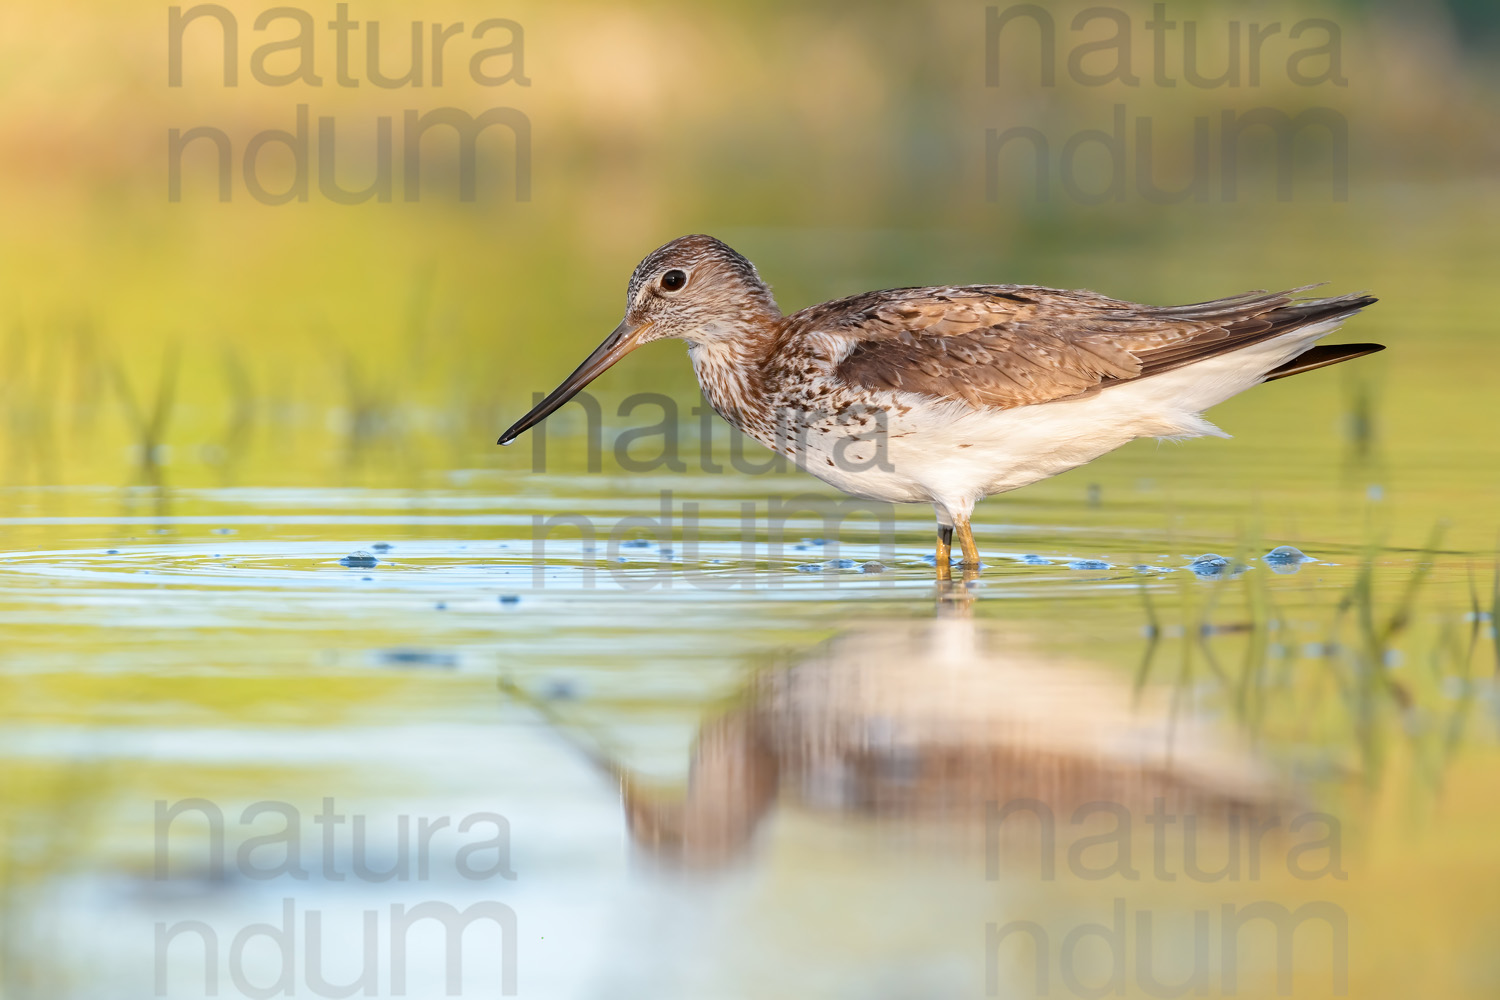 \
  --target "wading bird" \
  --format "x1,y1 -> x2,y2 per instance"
499,235 -> 1381,576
